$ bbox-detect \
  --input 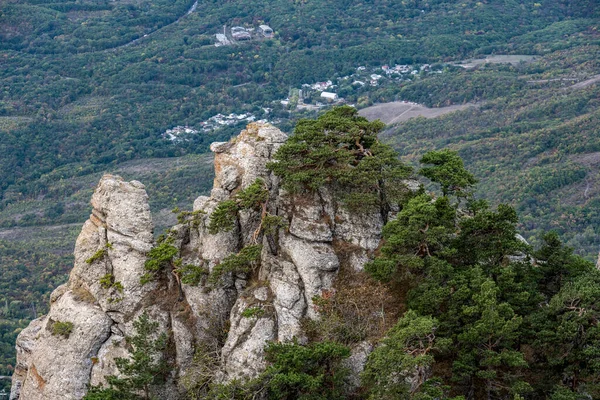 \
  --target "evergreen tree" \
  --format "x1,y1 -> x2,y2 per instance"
419,149 -> 477,200
84,312 -> 168,400
267,106 -> 412,211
